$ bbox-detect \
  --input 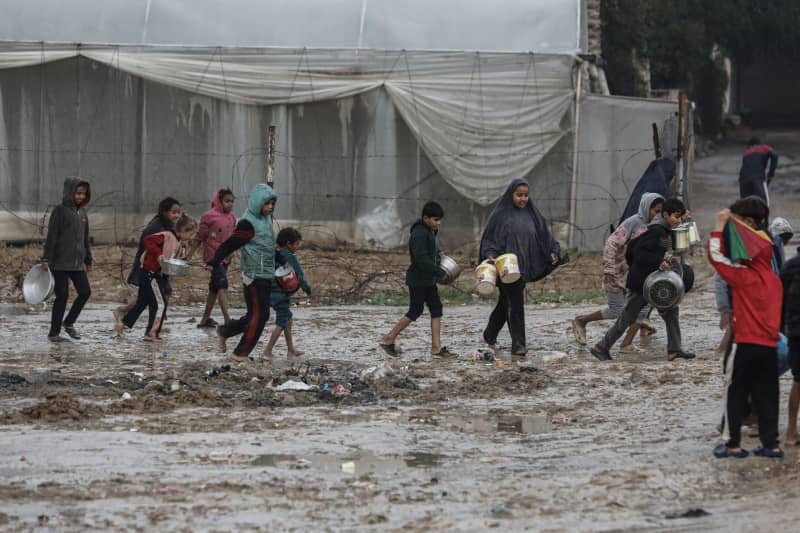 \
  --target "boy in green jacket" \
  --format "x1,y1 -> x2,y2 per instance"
380,201 -> 455,358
